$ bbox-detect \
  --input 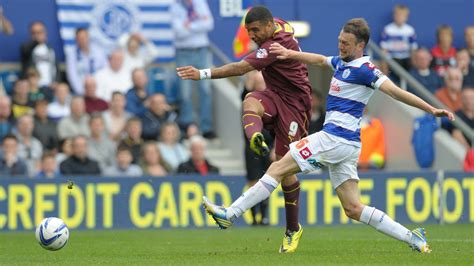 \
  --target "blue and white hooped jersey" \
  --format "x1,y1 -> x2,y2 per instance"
323,56 -> 388,147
